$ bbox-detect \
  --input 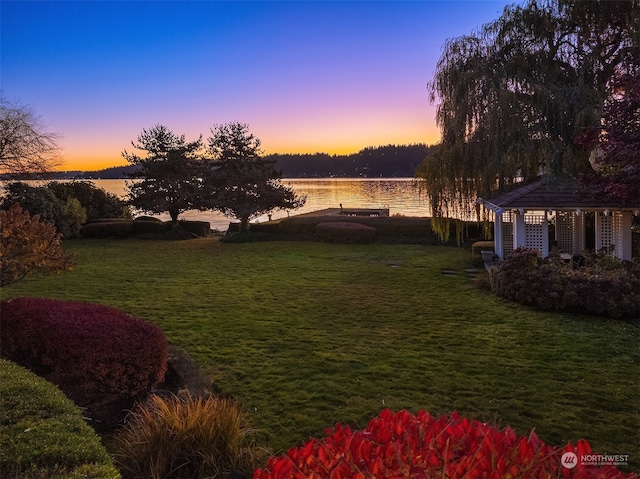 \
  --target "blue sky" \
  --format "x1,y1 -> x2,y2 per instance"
2,1 -> 515,170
